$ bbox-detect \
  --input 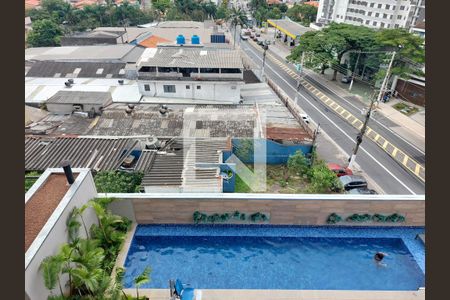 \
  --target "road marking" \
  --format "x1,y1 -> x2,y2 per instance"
415,164 -> 421,176
402,155 -> 409,165
374,134 -> 381,141
242,42 -> 418,194
352,118 -> 359,125
382,141 -> 389,149
392,148 -> 398,157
